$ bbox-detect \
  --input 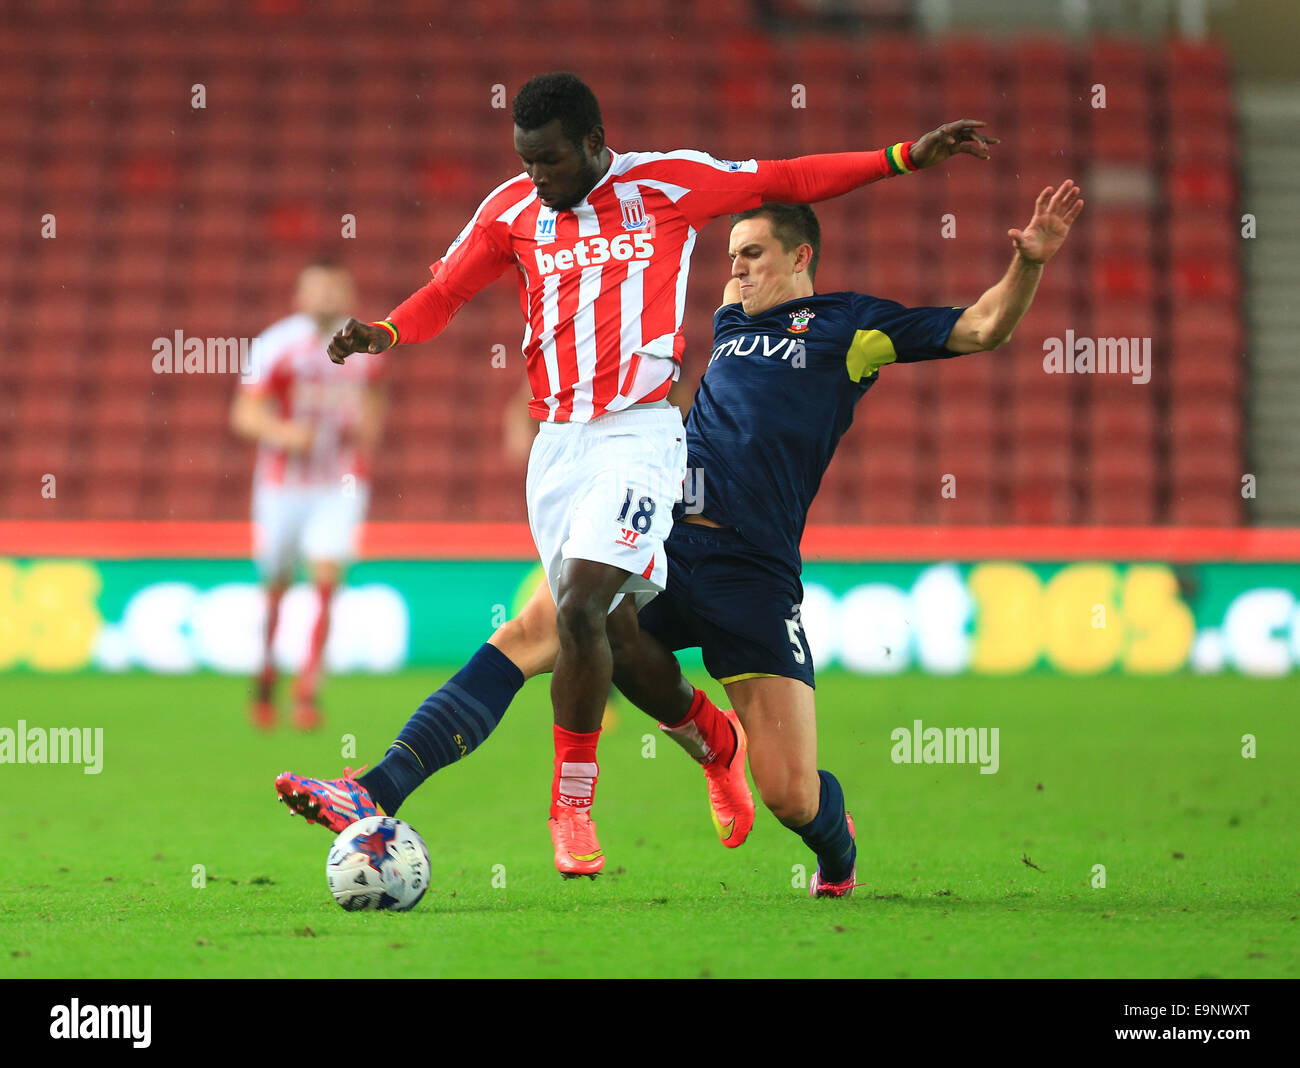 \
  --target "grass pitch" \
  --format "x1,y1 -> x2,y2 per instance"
0,670 -> 1295,979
